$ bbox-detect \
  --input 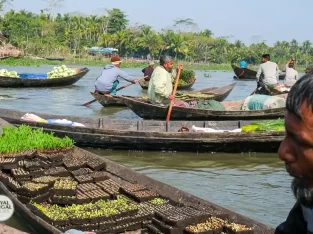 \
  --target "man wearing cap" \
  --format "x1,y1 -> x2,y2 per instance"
142,61 -> 155,81
95,56 -> 138,96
